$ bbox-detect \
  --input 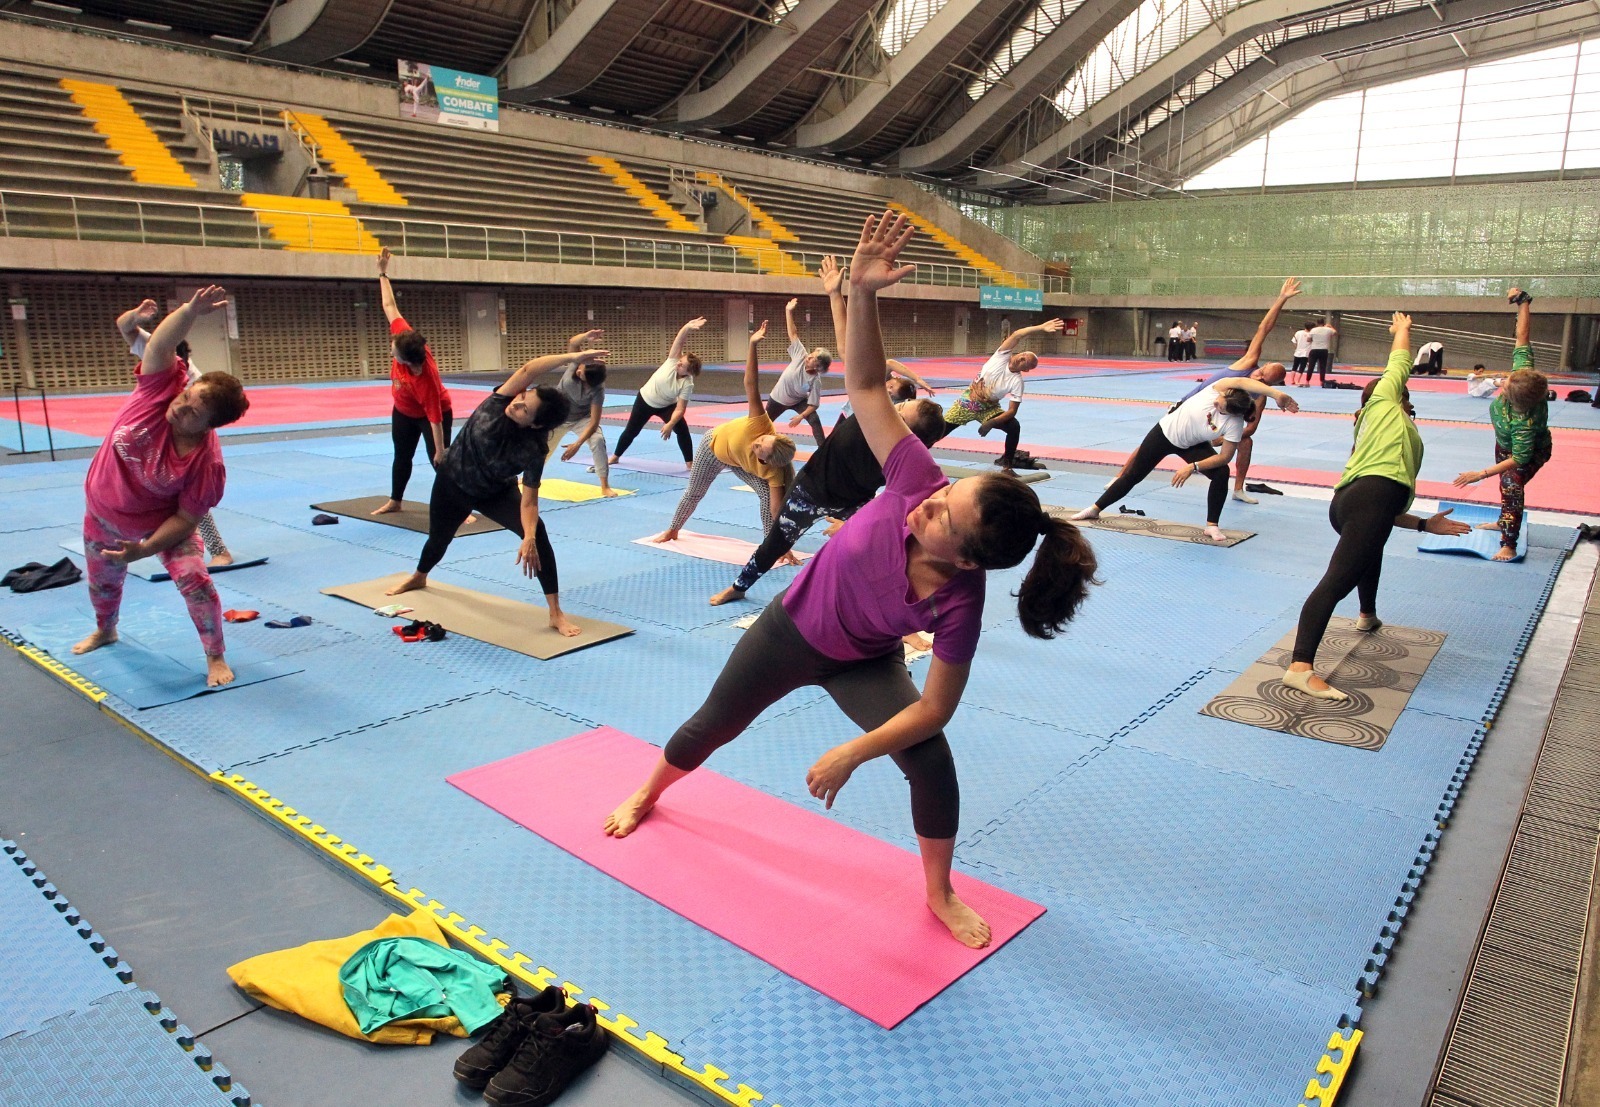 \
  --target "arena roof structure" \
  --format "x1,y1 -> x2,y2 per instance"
11,0 -> 1600,199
